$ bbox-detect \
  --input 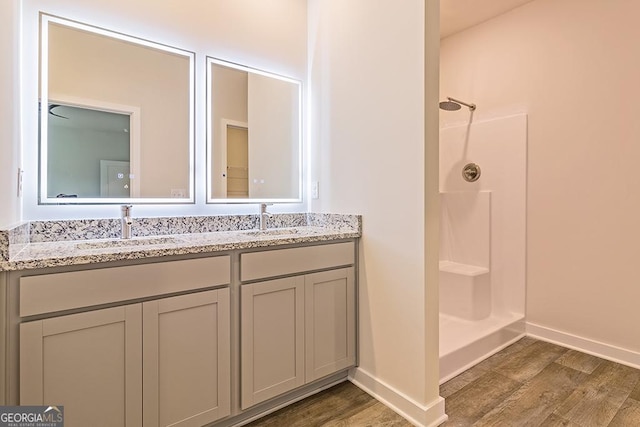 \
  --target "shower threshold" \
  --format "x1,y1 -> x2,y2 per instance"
439,312 -> 525,384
